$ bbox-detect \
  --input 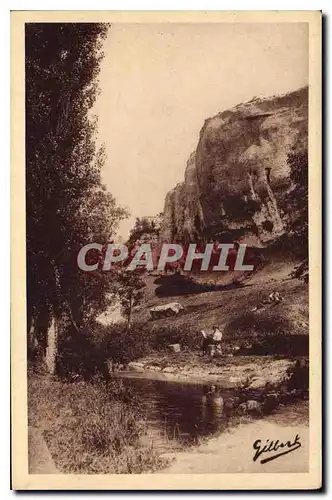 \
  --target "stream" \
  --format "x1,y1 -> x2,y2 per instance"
114,373 -> 234,452
113,372 -> 309,473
